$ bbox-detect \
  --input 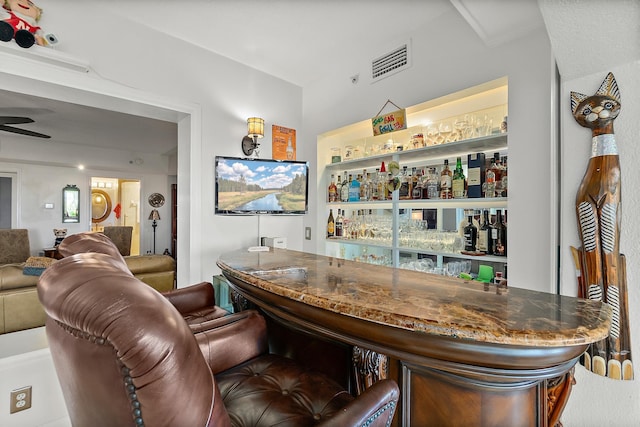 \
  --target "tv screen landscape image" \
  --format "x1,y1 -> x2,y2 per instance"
215,156 -> 309,215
